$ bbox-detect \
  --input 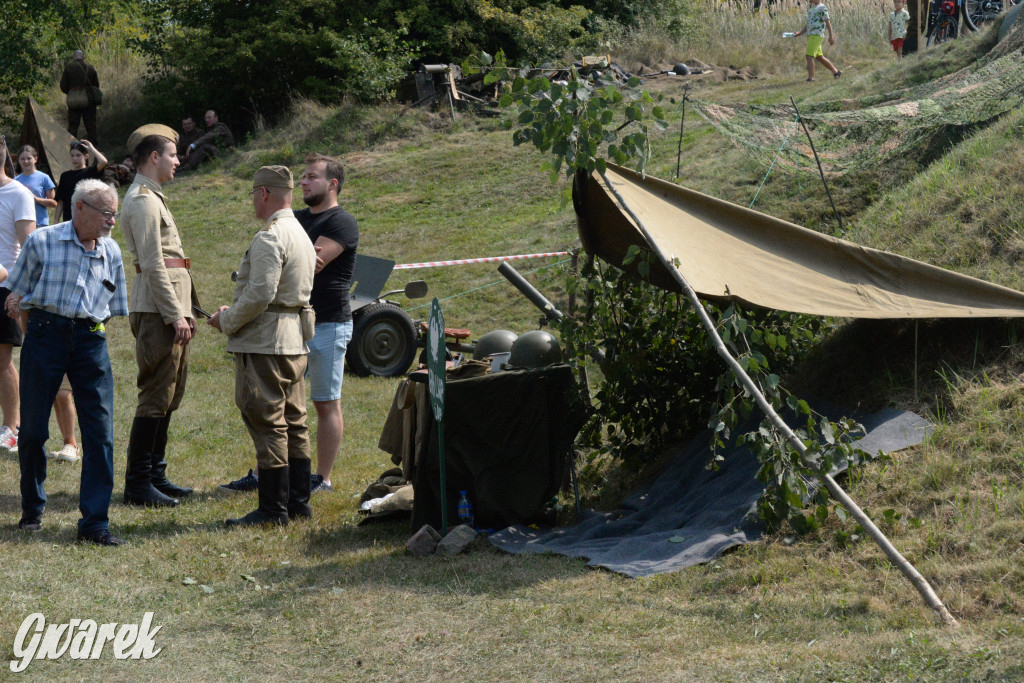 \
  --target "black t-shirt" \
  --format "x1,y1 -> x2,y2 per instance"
294,206 -> 359,323
55,165 -> 103,219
